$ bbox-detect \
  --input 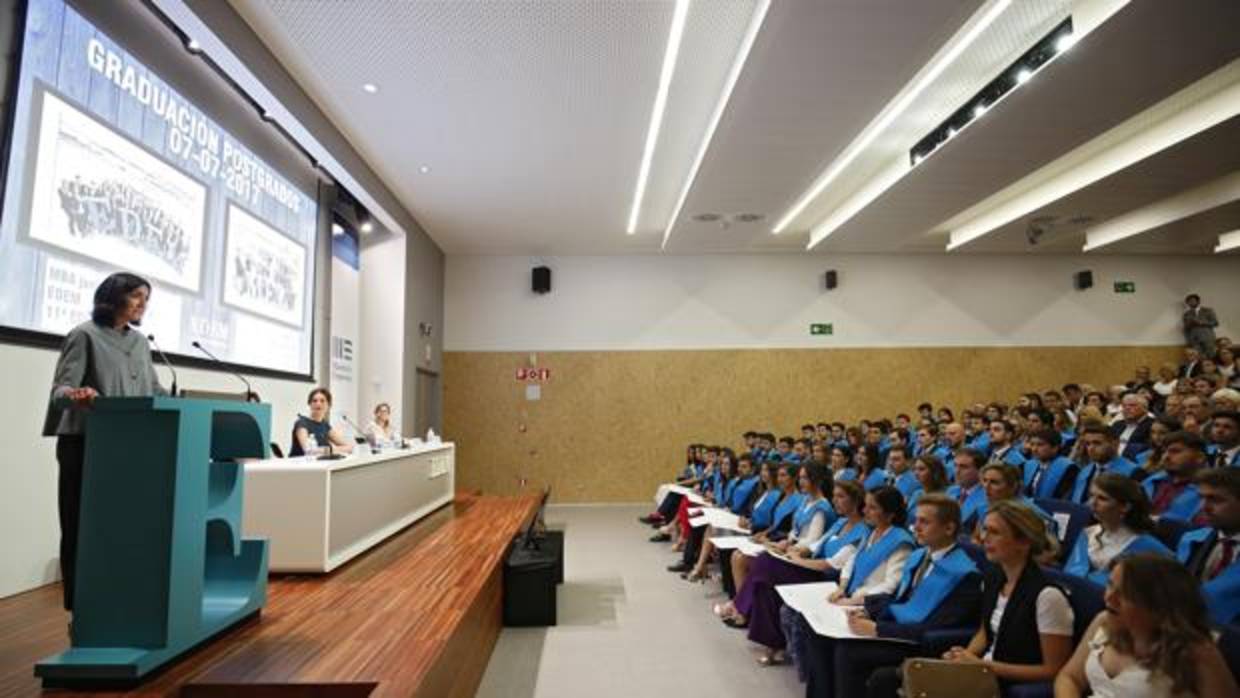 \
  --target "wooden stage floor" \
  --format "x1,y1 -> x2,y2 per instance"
0,493 -> 540,698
